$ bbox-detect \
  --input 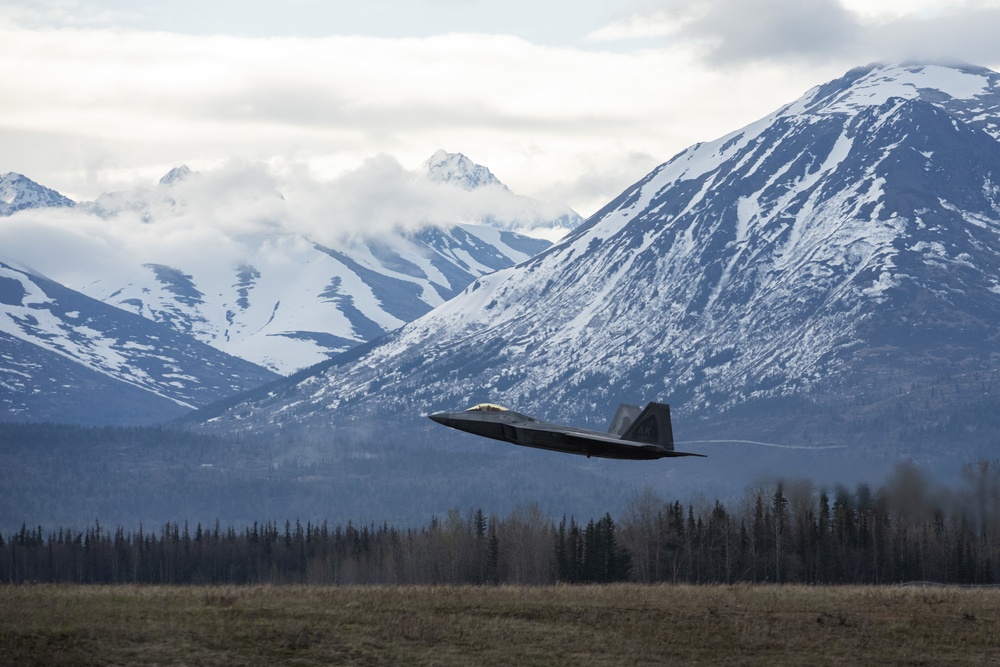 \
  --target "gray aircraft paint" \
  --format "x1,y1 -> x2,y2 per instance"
428,402 -> 704,460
